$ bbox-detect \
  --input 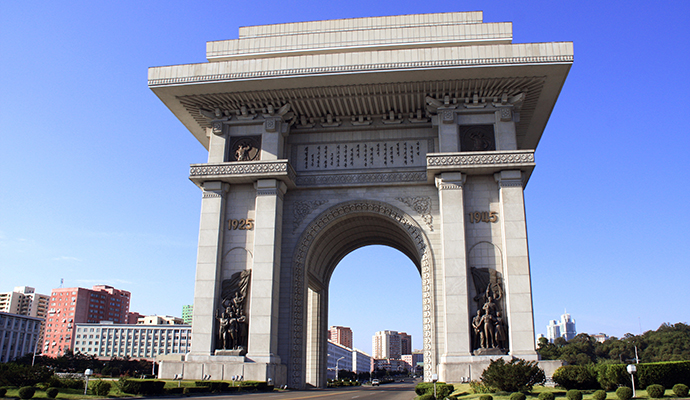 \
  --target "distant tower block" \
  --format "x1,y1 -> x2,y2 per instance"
149,11 -> 572,388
